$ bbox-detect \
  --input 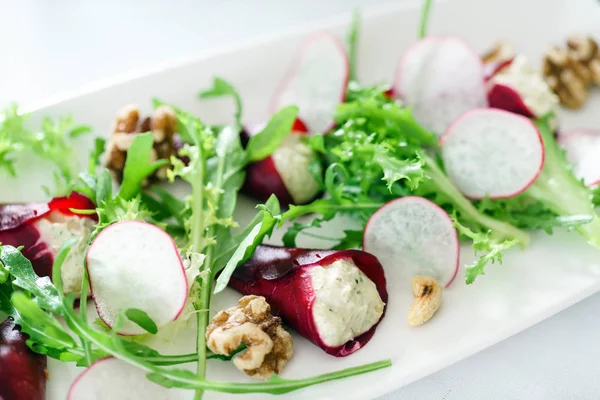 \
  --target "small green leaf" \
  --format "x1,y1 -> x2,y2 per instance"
213,196 -> 280,293
199,77 -> 243,130
68,125 -> 93,138
88,137 -> 106,174
118,133 -> 168,200
245,106 -> 299,162
125,308 -> 158,334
